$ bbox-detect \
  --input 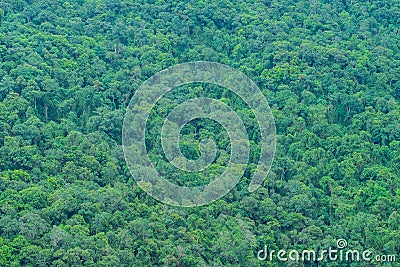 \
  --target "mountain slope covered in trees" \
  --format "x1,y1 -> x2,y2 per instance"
0,0 -> 399,266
